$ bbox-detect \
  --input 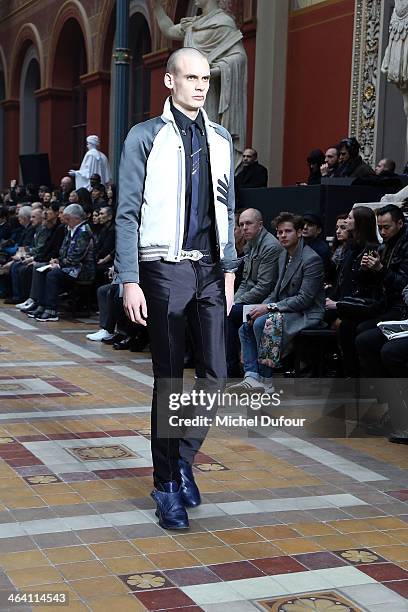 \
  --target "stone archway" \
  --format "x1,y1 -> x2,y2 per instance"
20,48 -> 40,155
